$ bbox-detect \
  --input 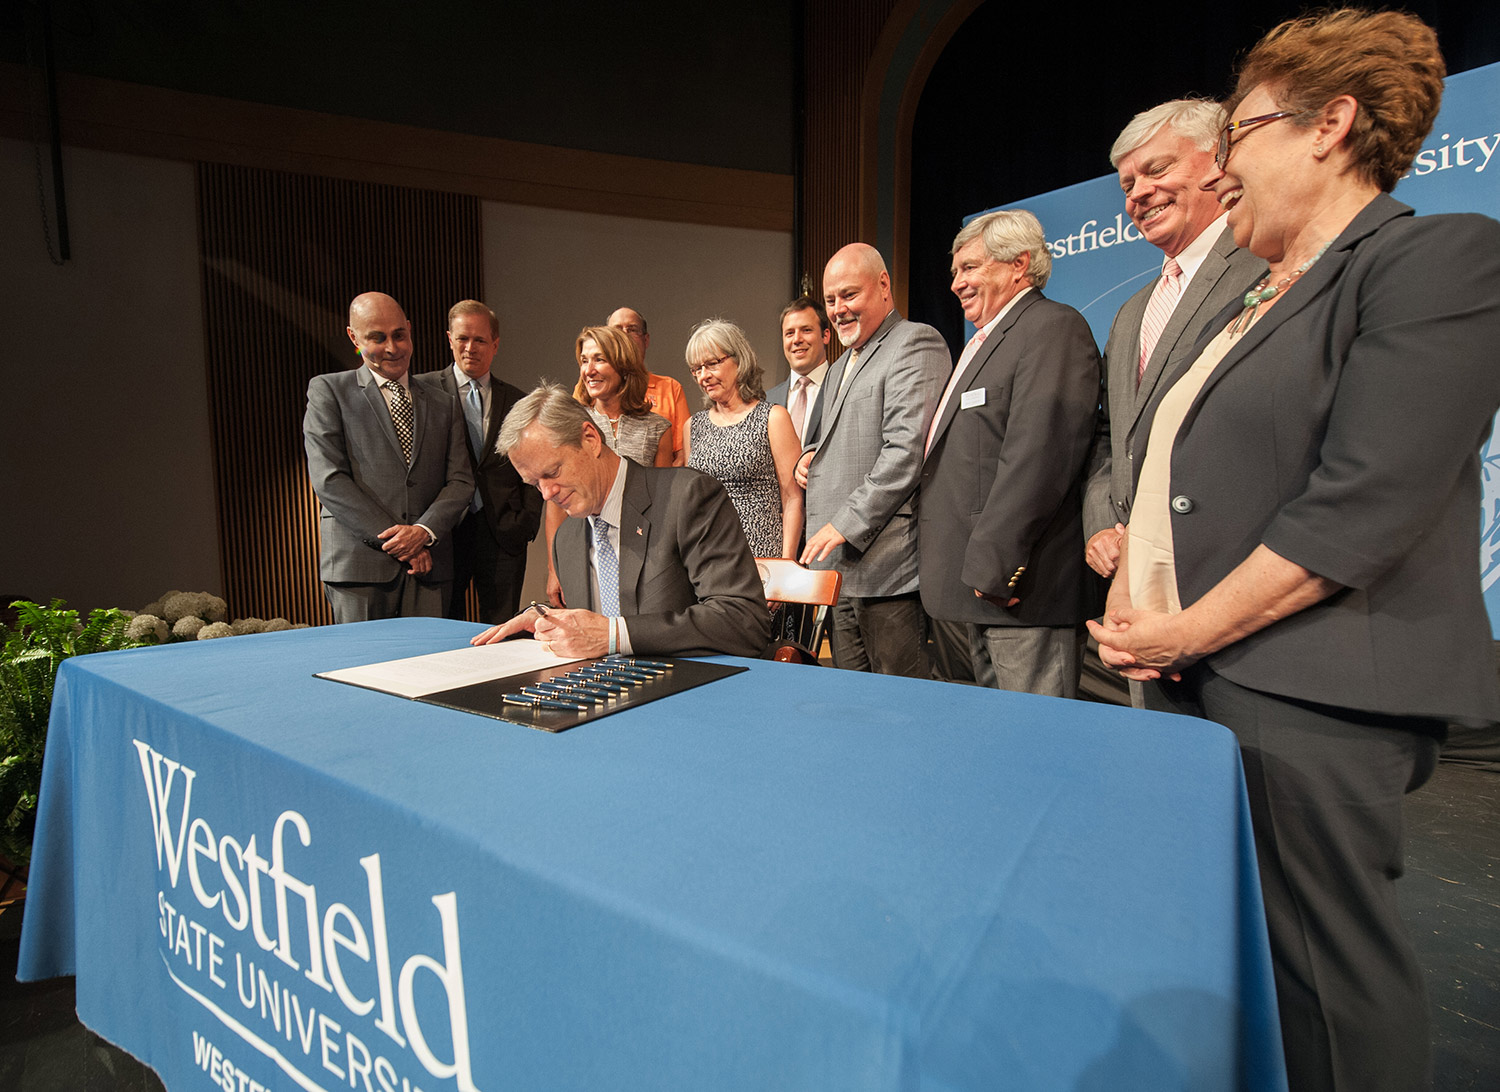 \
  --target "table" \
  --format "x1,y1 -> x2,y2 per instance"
18,618 -> 1285,1092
